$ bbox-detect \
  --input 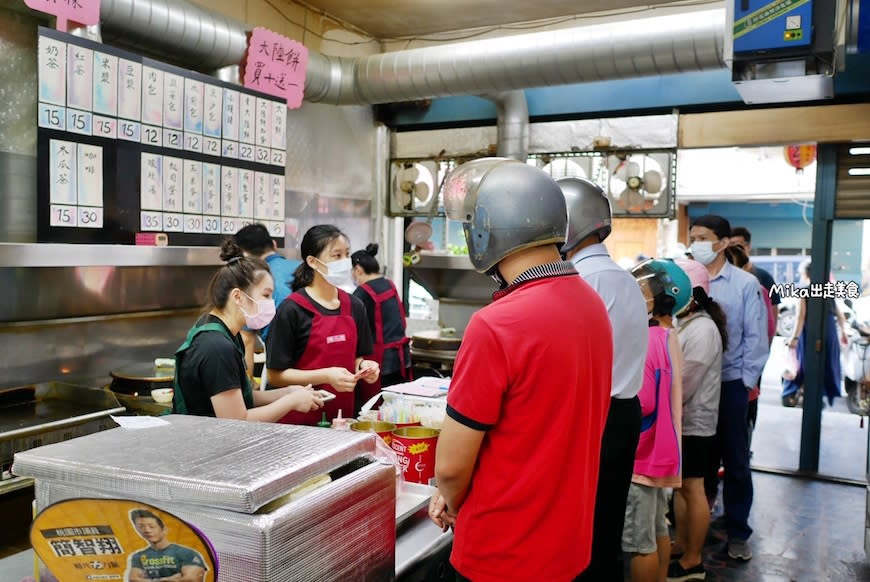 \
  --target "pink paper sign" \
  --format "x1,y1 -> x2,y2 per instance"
24,0 -> 101,31
243,27 -> 308,109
